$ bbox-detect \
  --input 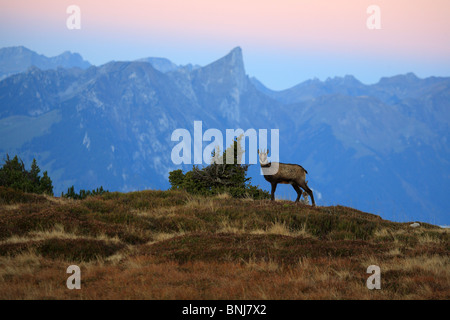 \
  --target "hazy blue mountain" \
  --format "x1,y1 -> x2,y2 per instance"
251,75 -> 366,104
136,57 -> 179,73
137,57 -> 201,73
0,46 -> 91,80
252,72 -> 450,106
0,59 -> 223,192
278,94 -> 448,223
0,46 -> 448,225
250,72 -> 449,224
